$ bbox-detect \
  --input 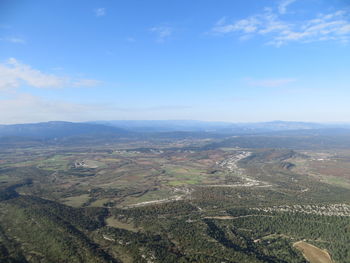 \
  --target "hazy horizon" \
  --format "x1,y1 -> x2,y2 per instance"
1,119 -> 350,126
